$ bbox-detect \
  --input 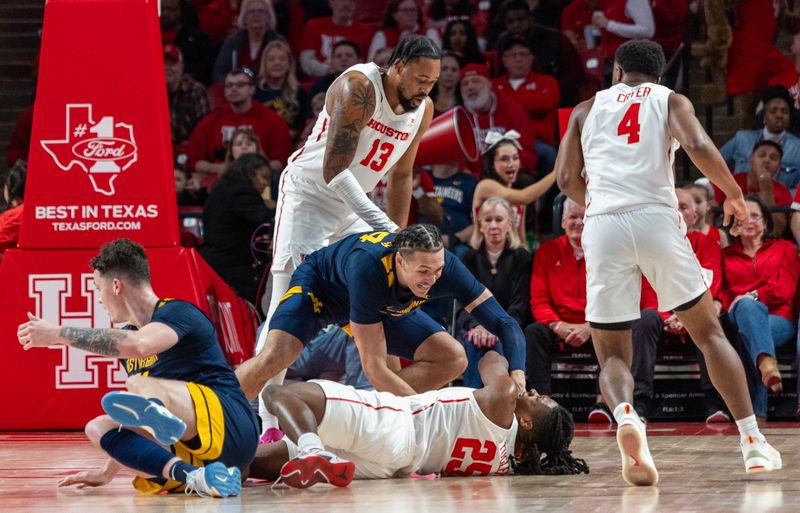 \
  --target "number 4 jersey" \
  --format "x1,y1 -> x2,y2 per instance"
287,62 -> 425,193
581,82 -> 681,216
